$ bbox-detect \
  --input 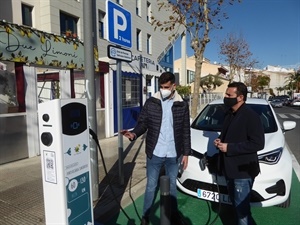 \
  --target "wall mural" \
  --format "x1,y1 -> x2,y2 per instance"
0,20 -> 98,71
